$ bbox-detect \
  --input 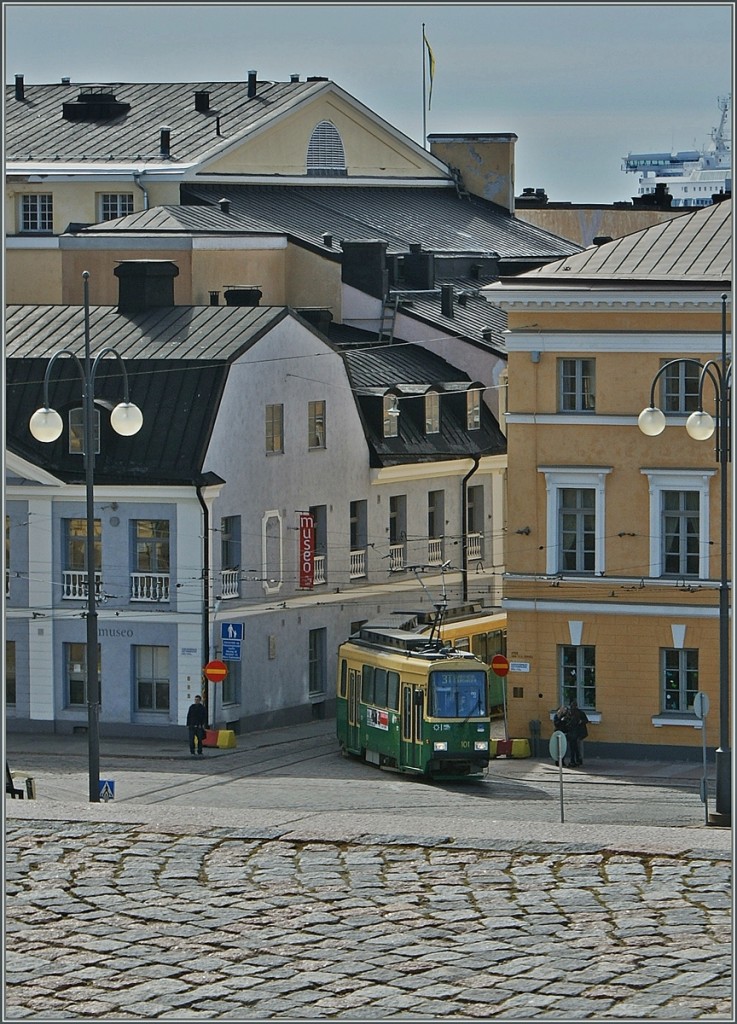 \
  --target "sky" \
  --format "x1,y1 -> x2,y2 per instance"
3,1 -> 734,204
